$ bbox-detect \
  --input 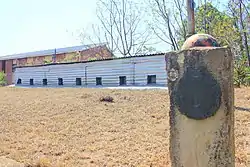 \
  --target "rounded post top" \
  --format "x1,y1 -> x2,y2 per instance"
181,33 -> 220,50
